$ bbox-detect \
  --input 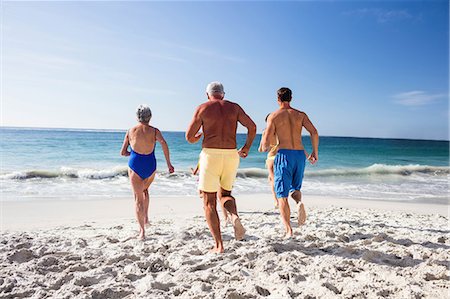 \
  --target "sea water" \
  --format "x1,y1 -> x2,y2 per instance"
1,127 -> 448,203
